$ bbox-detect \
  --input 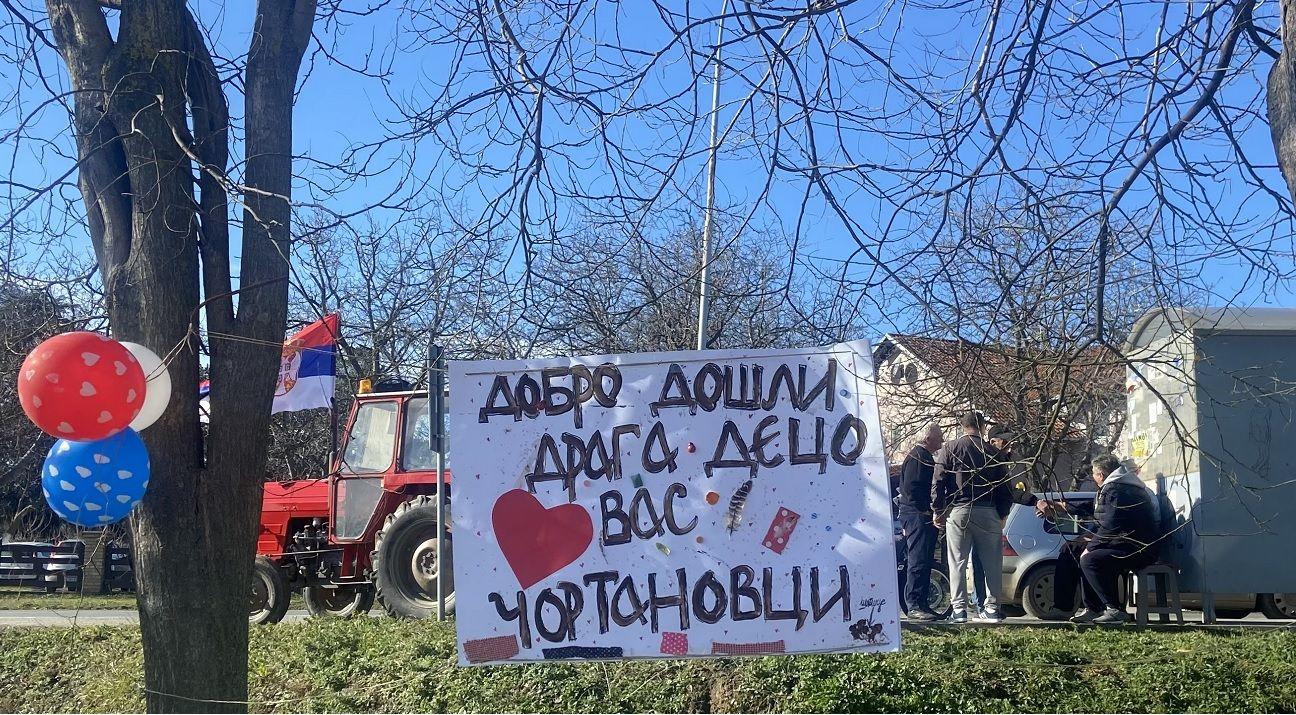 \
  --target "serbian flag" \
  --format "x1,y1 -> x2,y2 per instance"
273,314 -> 339,414
199,380 -> 211,424
198,315 -> 338,420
